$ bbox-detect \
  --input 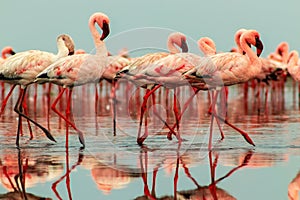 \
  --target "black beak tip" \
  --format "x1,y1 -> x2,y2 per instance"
100,21 -> 110,41
181,38 -> 188,53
